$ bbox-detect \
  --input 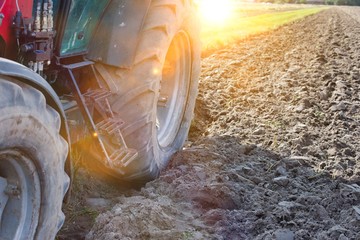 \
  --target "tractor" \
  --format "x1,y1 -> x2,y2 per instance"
0,0 -> 200,239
